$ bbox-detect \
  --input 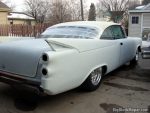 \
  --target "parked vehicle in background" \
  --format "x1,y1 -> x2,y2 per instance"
142,37 -> 150,59
0,21 -> 142,95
